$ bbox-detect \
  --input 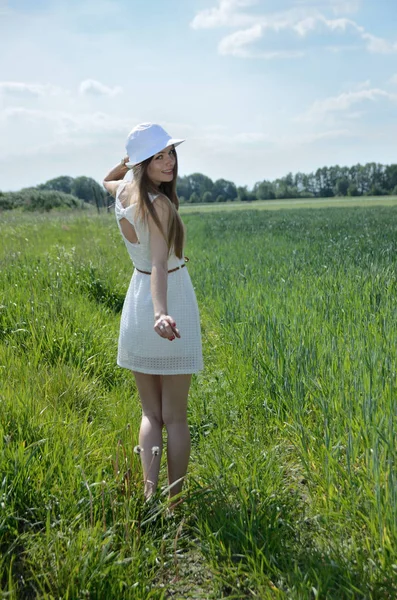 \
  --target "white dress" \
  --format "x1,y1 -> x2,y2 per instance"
115,182 -> 203,375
